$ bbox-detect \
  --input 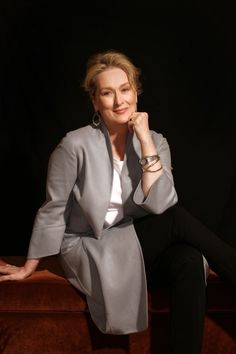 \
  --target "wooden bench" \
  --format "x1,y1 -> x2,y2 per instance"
0,256 -> 235,354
